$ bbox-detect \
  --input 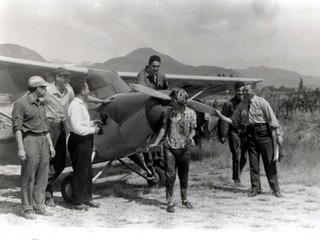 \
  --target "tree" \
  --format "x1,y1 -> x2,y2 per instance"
298,78 -> 304,92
